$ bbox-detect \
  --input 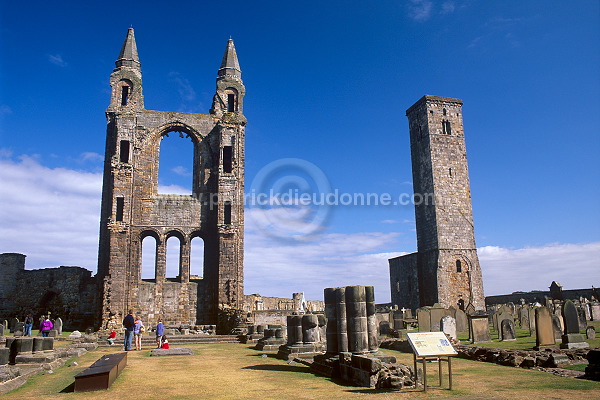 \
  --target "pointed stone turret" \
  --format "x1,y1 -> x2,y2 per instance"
108,28 -> 143,110
115,28 -> 140,70
218,39 -> 241,80
211,38 -> 245,117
